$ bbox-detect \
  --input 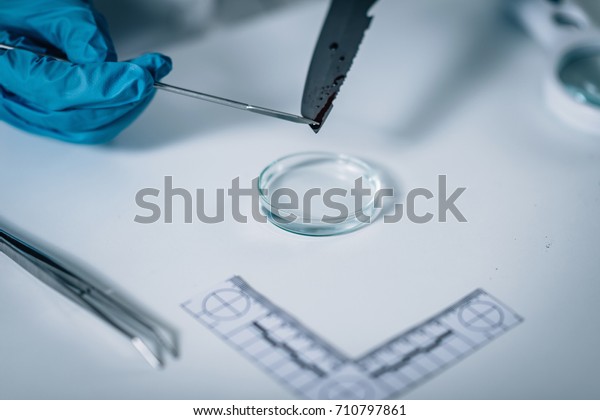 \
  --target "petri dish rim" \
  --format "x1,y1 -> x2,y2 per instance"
258,151 -> 383,235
